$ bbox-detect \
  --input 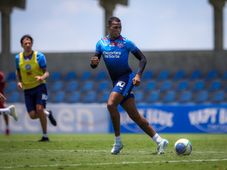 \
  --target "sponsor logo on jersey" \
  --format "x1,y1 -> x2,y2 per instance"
103,51 -> 121,58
